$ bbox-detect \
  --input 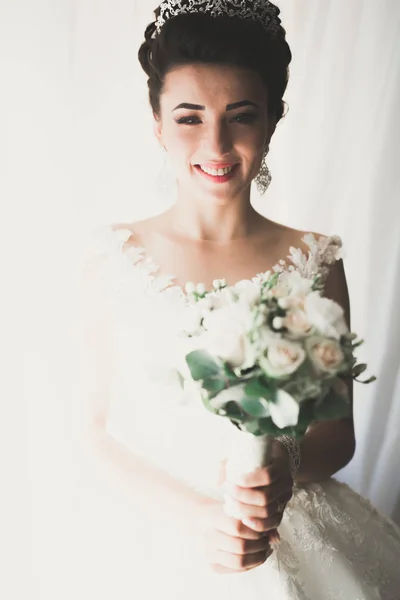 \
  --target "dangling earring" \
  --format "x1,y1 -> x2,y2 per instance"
254,145 -> 272,196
